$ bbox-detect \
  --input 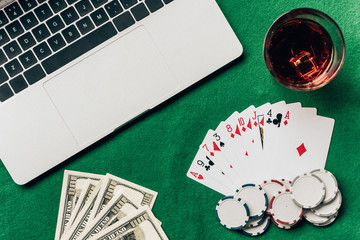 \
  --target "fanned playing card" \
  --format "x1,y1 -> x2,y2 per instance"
187,149 -> 235,195
187,102 -> 335,195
